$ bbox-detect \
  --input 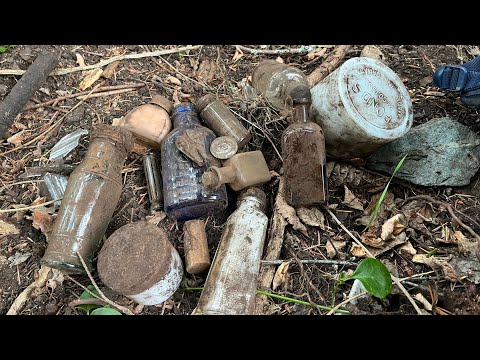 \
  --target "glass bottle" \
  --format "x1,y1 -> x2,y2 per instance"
161,103 -> 227,221
192,187 -> 268,315
202,150 -> 271,191
251,60 -> 310,111
143,152 -> 163,214
282,85 -> 328,207
112,94 -> 173,149
41,125 -> 134,274
196,94 -> 251,149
